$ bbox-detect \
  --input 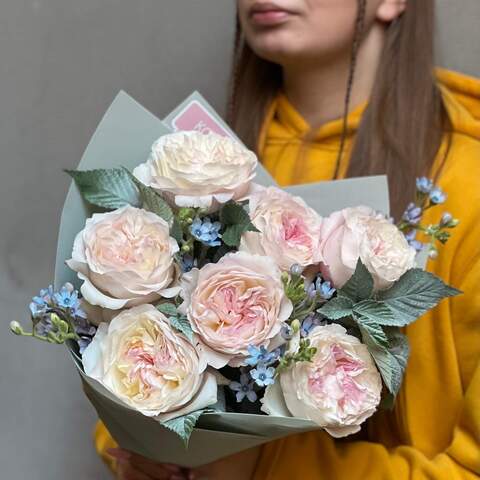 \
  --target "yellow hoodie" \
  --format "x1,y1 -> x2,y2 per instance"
94,69 -> 480,478
253,69 -> 480,480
